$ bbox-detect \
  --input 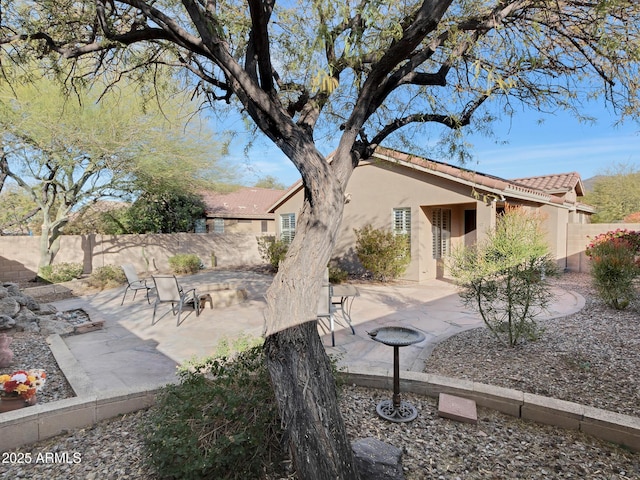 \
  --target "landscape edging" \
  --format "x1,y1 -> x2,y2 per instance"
2,343 -> 639,455
341,367 -> 640,453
